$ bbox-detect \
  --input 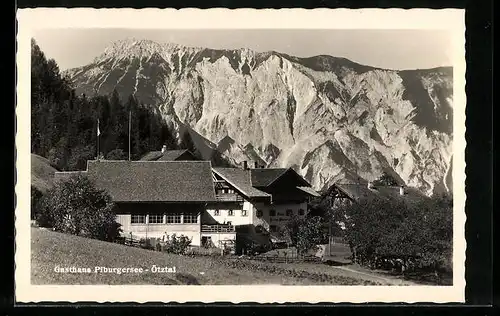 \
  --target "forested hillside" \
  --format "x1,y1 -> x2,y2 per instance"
31,39 -> 179,171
